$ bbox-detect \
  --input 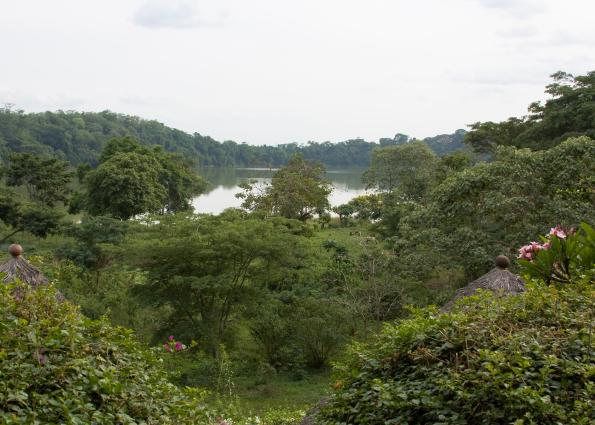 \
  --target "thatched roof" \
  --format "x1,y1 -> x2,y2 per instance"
441,255 -> 525,312
0,244 -> 48,288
